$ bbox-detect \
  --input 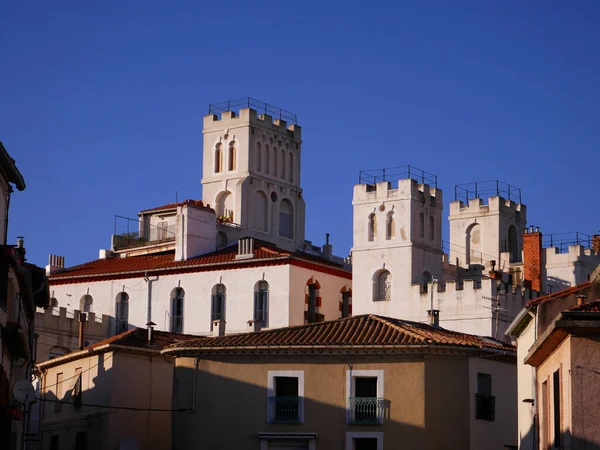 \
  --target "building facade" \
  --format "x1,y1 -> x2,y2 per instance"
164,314 -> 518,450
